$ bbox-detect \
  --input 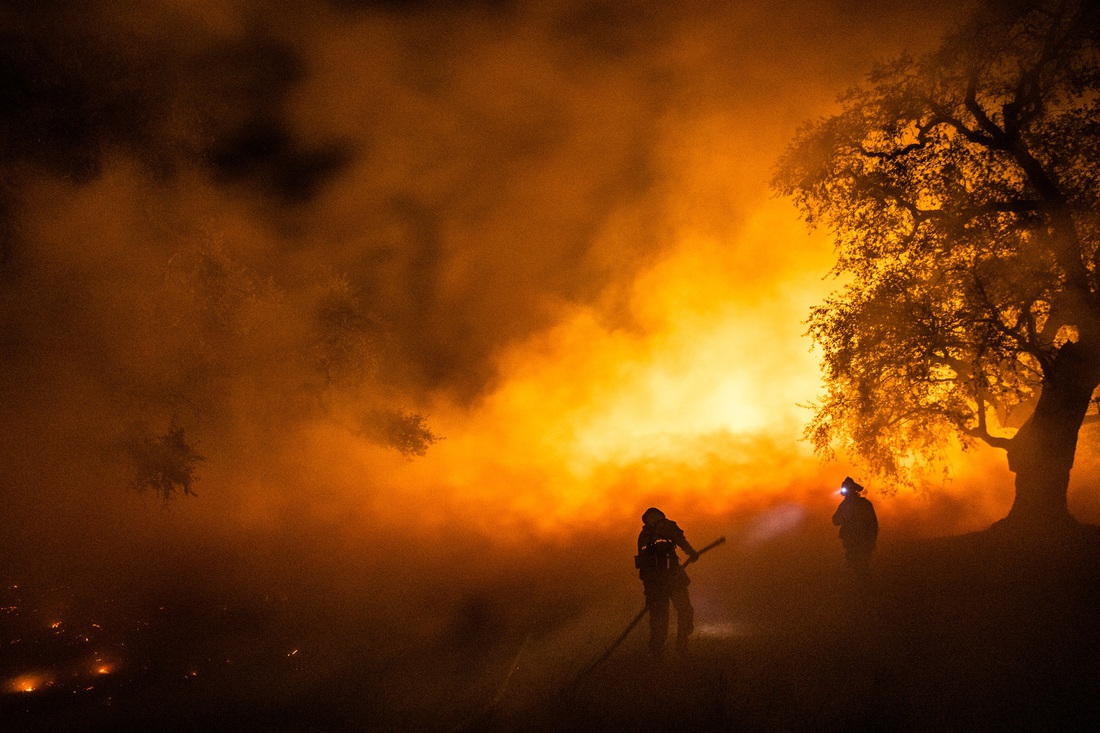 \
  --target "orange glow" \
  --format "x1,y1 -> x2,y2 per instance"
257,196 -> 1021,541
1,11 -> 1080,733
356,201 -> 1013,536
0,1 -> 1028,579
7,674 -> 51,694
